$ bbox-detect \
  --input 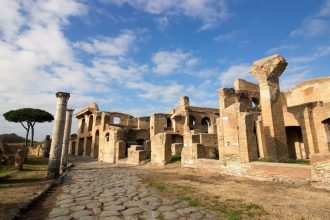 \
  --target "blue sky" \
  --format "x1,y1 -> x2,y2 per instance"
1,0 -> 330,140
